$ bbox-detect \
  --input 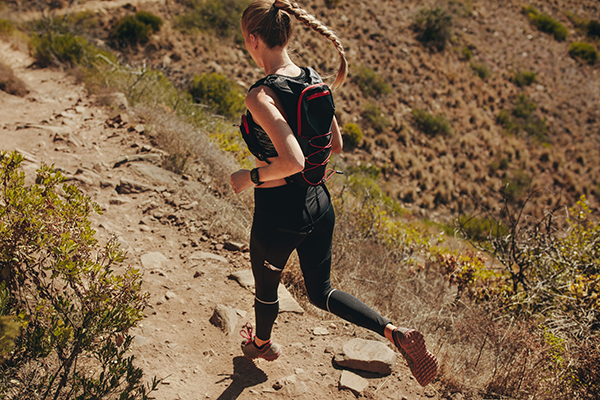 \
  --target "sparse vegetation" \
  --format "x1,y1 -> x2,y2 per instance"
412,7 -> 452,51
471,62 -> 490,80
569,42 -> 598,65
30,33 -> 89,67
111,11 -> 163,48
0,61 -> 28,96
352,66 -> 392,98
362,102 -> 390,133
0,151 -> 158,399
412,108 -> 452,137
188,72 -> 246,119
588,19 -> 600,38
497,94 -> 548,142
324,0 -> 341,8
513,70 -> 537,87
176,0 -> 250,42
522,5 -> 568,41
0,19 -> 14,36
461,46 -> 473,60
342,122 -> 363,148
